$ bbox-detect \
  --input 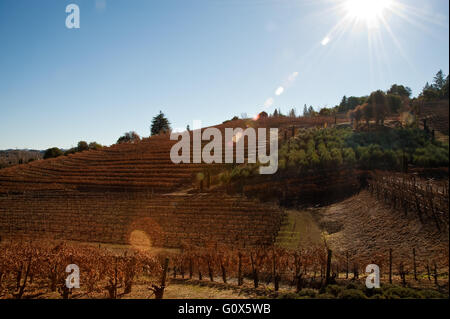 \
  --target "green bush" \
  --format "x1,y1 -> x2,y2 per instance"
325,284 -> 343,297
234,126 -> 449,181
297,288 -> 317,298
413,144 -> 449,167
339,289 -> 368,299
345,282 -> 364,290
416,289 -> 447,299
316,293 -> 336,299
277,292 -> 300,299
43,147 -> 63,159
364,287 -> 383,297
382,286 -> 423,299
